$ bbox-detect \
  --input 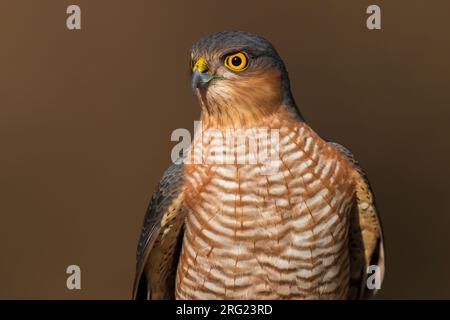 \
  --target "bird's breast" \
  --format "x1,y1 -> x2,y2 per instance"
176,119 -> 355,299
